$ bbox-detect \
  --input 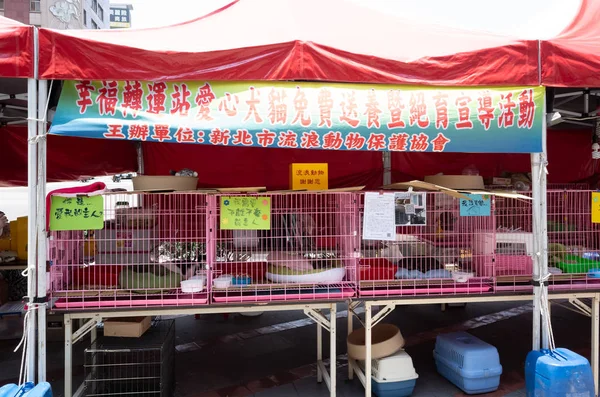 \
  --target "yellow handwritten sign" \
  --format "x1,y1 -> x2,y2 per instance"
592,192 -> 600,224
49,195 -> 104,231
290,163 -> 328,191
220,196 -> 271,230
